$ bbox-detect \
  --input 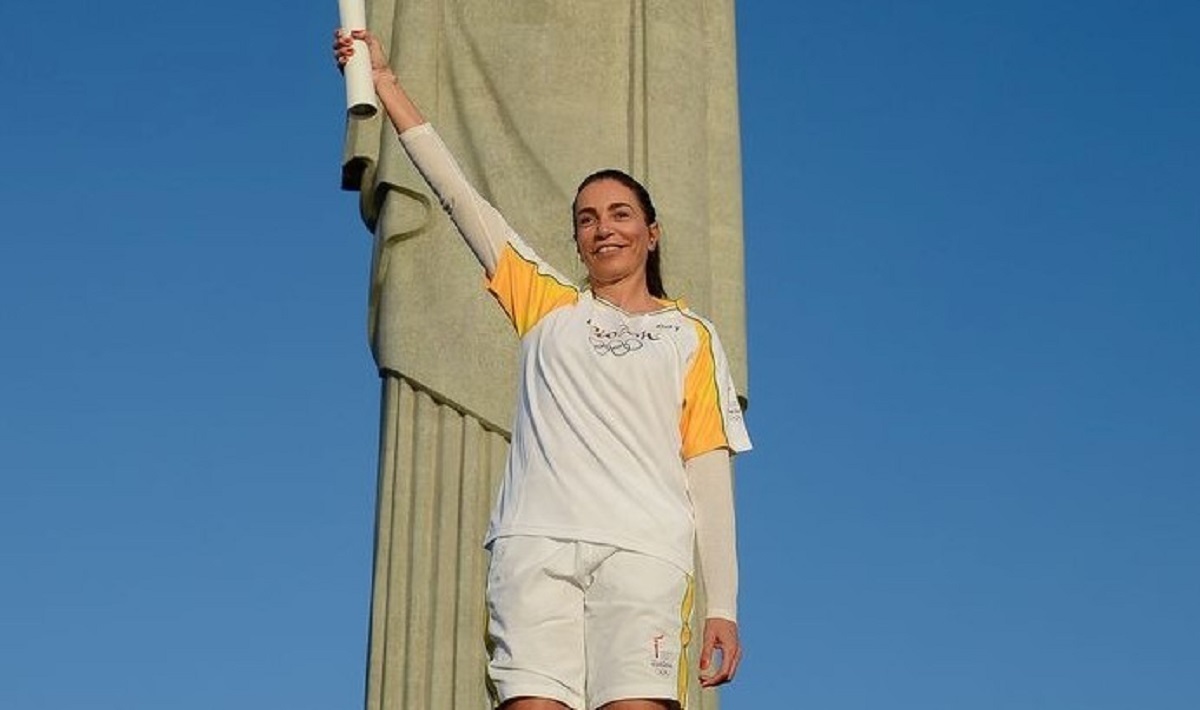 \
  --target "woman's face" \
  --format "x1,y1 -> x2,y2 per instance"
573,178 -> 660,290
